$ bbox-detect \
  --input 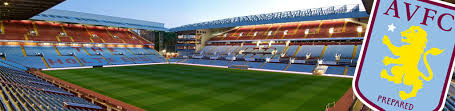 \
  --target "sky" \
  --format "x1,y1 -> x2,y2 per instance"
51,0 -> 364,28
